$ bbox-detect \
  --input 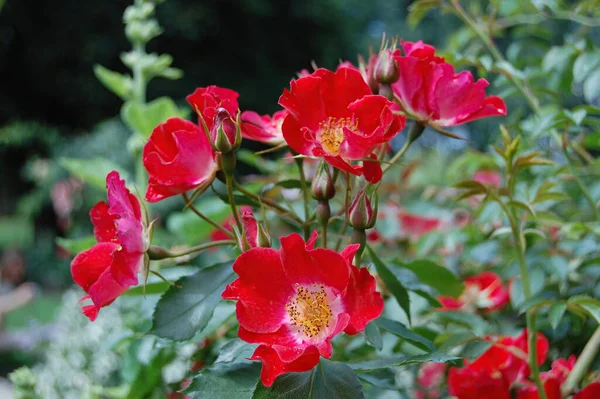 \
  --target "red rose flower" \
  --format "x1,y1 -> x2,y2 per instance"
415,362 -> 446,399
222,232 -> 384,386
575,382 -> 600,399
279,68 -> 405,183
448,329 -> 549,399
398,209 -> 442,240
143,118 -> 219,202
515,356 -> 576,399
70,171 -> 146,321
391,40 -> 507,127
241,110 -> 288,145
439,271 -> 509,313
